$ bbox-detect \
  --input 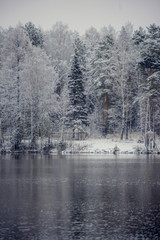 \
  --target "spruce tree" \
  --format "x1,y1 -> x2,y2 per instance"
137,24 -> 160,136
67,37 -> 88,129
132,27 -> 146,46
24,22 -> 44,48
